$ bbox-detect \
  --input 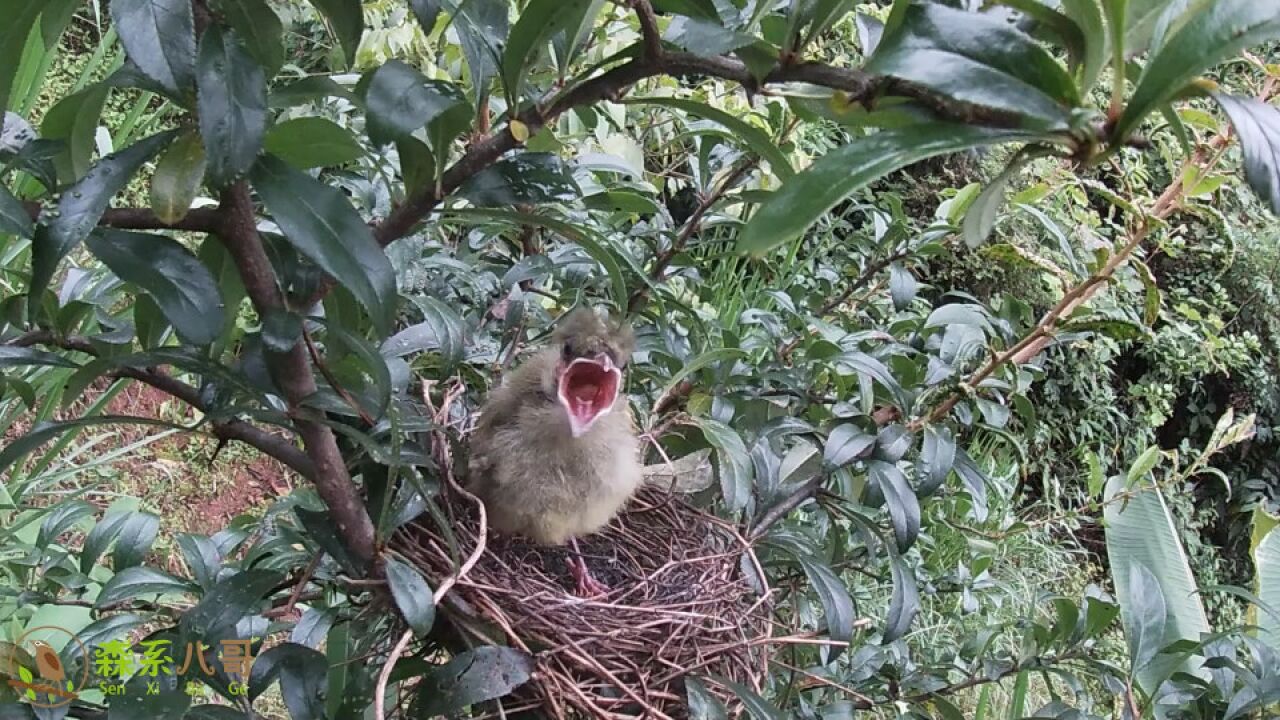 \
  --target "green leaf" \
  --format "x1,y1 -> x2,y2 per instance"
0,185 -> 32,238
248,644 -> 327,720
184,707 -> 248,720
150,129 -> 207,224
695,416 -> 753,513
323,320 -> 392,418
869,459 -> 919,552
625,97 -> 794,178
81,510 -> 138,572
179,568 -> 283,644
250,154 -> 397,335
40,83 -> 111,184
834,351 -> 909,411
918,425 -> 955,496
1126,445 -> 1162,486
1059,0 -> 1107,93
502,0 -> 593,103
0,346 -> 79,369
409,0 -> 443,34
1114,0 -> 1280,144
953,447 -> 990,521
888,262 -> 917,311
686,677 -> 728,720
263,117 -> 363,169
382,296 -> 469,369
1125,563 -> 1168,673
1257,524 -> 1280,646
0,3 -> 43,119
36,499 -> 94,548
884,552 -> 919,642
963,154 -> 1033,248
706,676 -> 784,720
176,533 -> 222,590
0,416 -> 185,477
1103,474 -> 1209,692
664,16 -> 754,56
457,152 -> 581,206
739,124 -> 1034,253
197,25 -> 268,187
111,0 -> 196,96
30,130 -> 177,306
109,671 -> 191,719
269,75 -> 360,108
215,0 -> 285,76
308,0 -> 363,66
797,555 -> 857,663
364,61 -> 467,146
86,229 -> 226,346
416,646 -> 535,716
823,424 -> 875,469
449,0 -> 508,103
111,511 -> 160,568
385,556 -> 436,637
96,566 -> 196,608
1210,94 -> 1280,215
867,3 -> 1078,128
